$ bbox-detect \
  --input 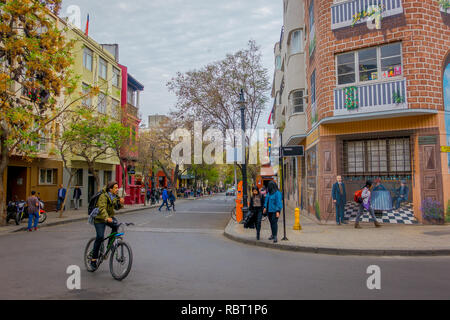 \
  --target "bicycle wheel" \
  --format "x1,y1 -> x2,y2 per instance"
84,237 -> 103,272
15,212 -> 21,225
109,241 -> 133,281
231,207 -> 236,221
39,212 -> 47,224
